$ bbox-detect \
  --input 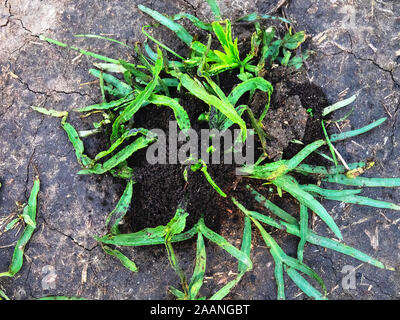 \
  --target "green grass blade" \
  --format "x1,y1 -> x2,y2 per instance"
197,35 -> 213,77
322,93 -> 358,117
74,34 -> 132,49
111,48 -> 163,141
205,0 -> 222,20
324,194 -> 400,210
165,241 -> 189,298
198,163 -> 227,197
245,185 -> 298,225
219,104 -> 247,131
102,245 -> 138,272
78,135 -> 155,175
138,4 -> 193,46
245,107 -> 268,155
21,207 -> 36,228
169,286 -> 185,300
99,71 -> 106,103
274,260 -> 285,300
321,120 -> 338,166
209,271 -> 245,300
236,12 -> 291,24
272,175 -> 343,239
282,255 -> 326,294
119,59 -> 152,84
250,212 -> 326,296
307,233 -> 384,269
207,62 -> 240,75
30,106 -> 68,118
238,216 -> 252,273
285,140 -> 325,172
248,216 -> 281,256
172,13 -> 213,32
95,225 -> 198,247
95,128 -> 150,161
323,174 -> 400,187
314,150 -> 336,163
241,204 -> 384,269
75,97 -> 133,113
5,218 -> 19,231
249,217 -> 289,299
212,21 -> 229,51
0,177 -> 40,278
233,197 -> 290,231
61,118 -> 93,168
251,140 -> 325,180
110,163 -> 134,180
89,69 -> 133,98
165,207 -> 189,240
39,35 -> 121,64
188,232 -> 207,299
204,75 -> 230,103
282,31 -> 306,50
294,162 -> 366,176
171,71 -> 247,141
300,184 -> 363,197
0,288 -> 10,300
329,118 -> 387,142
142,26 -> 186,60
148,94 -> 191,132
227,77 -> 273,106
198,218 -> 252,270
297,204 -> 308,263
212,20 -> 239,62
164,207 -> 190,297
93,62 -> 128,73
105,179 -> 134,234
239,160 -> 287,176
286,267 -> 327,300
